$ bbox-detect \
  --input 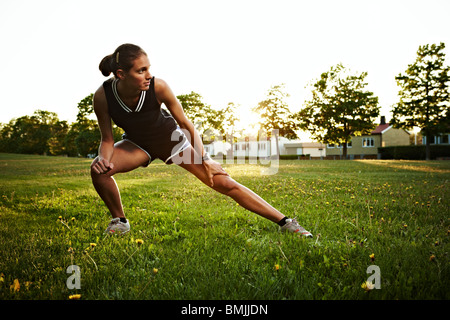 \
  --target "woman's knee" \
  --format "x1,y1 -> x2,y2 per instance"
90,157 -> 99,177
212,175 -> 241,194
90,157 -> 115,180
